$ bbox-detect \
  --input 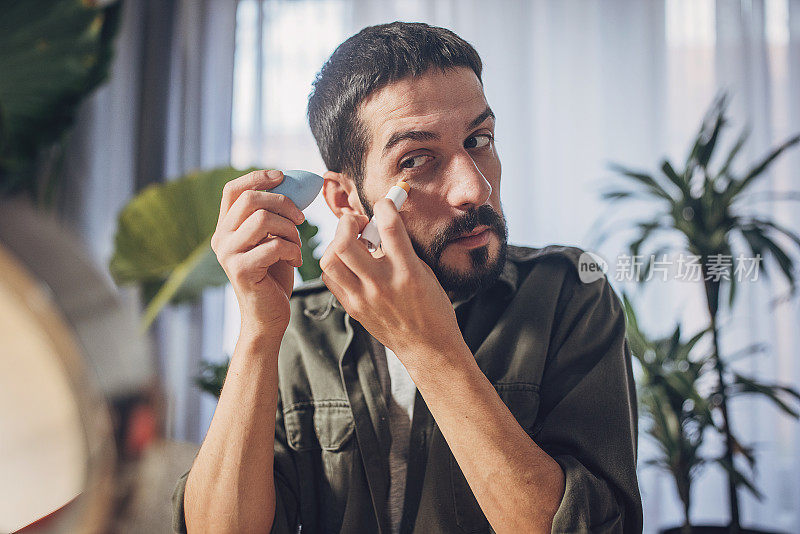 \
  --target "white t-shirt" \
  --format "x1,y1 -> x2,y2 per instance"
380,346 -> 417,534
376,300 -> 471,533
